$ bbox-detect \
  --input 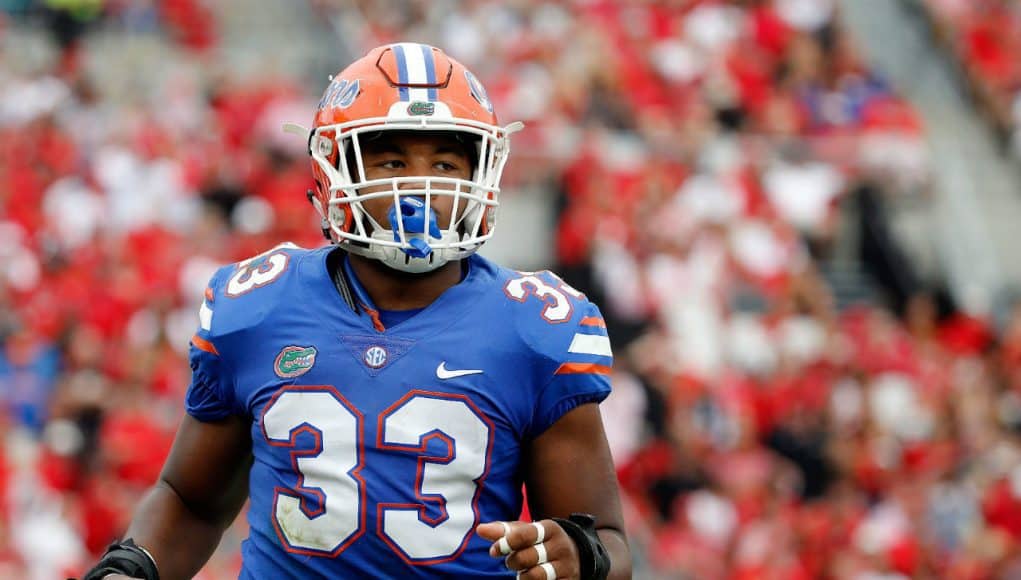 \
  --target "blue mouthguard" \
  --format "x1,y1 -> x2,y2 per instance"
389,197 -> 442,258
